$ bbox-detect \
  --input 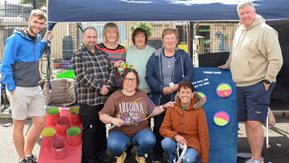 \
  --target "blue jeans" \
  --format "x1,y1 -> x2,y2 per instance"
107,128 -> 156,157
161,137 -> 200,163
